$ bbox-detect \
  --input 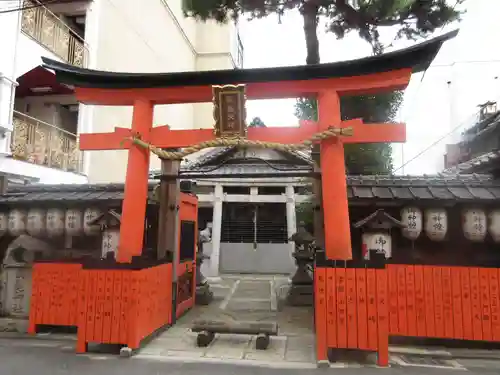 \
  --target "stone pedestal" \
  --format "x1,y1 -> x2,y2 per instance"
196,283 -> 213,305
287,251 -> 314,306
195,249 -> 213,305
